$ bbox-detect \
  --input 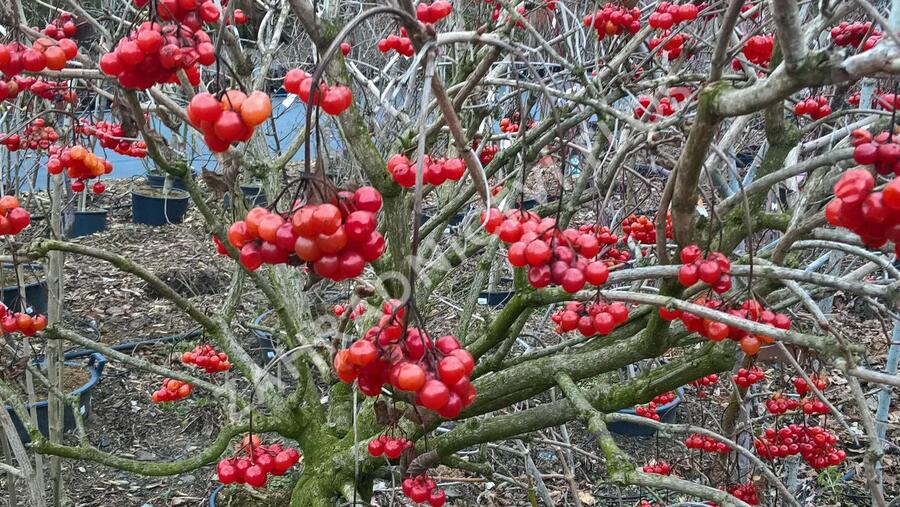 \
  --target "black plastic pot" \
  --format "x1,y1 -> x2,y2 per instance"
132,187 -> 190,226
607,388 -> 684,437
1,264 -> 48,315
224,184 -> 267,208
146,172 -> 190,191
67,208 -> 108,238
735,151 -> 756,168
252,310 -> 277,364
477,290 -> 514,307
5,353 -> 107,443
